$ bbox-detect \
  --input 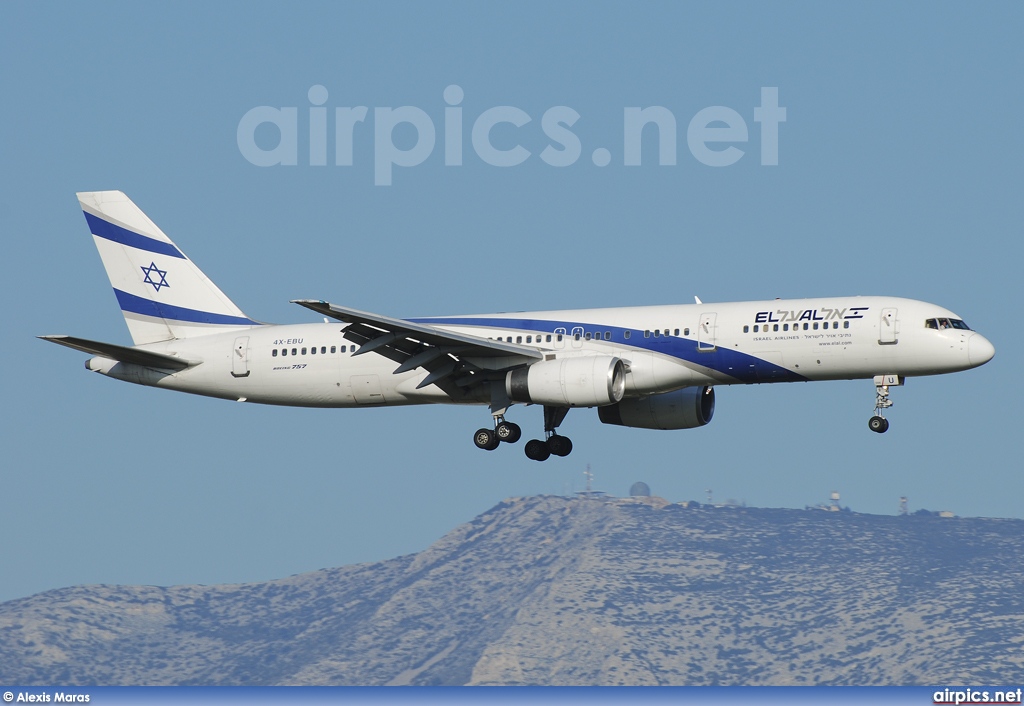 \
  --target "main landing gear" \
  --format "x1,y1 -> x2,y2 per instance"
523,405 -> 573,462
473,418 -> 522,451
868,374 -> 902,434
471,405 -> 573,462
